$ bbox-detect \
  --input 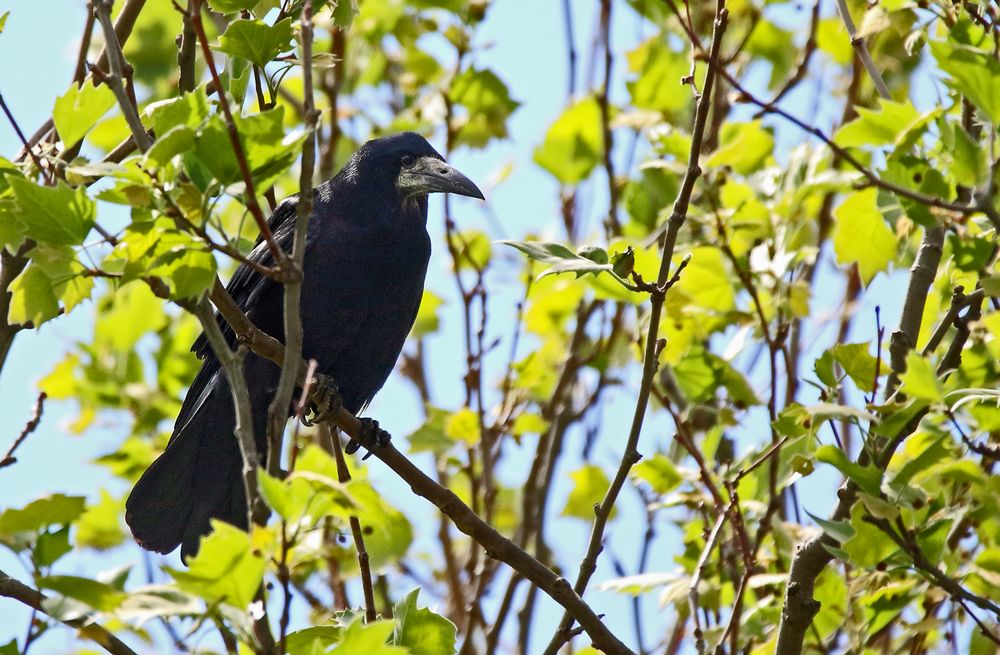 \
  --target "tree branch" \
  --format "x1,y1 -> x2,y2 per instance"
266,0 -> 318,476
93,0 -> 152,153
0,569 -> 138,655
202,280 -> 632,654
